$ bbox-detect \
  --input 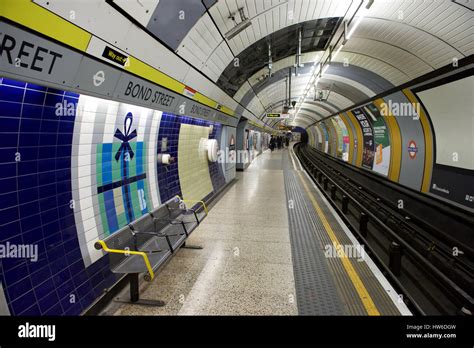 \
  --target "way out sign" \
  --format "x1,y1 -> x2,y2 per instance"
266,113 -> 290,119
